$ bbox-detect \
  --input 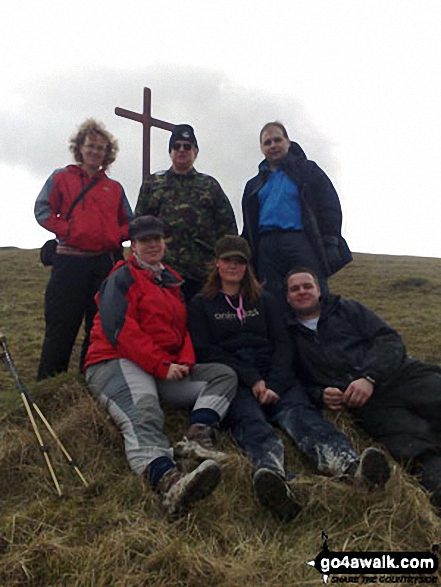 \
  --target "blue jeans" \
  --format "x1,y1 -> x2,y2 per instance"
224,383 -> 358,477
